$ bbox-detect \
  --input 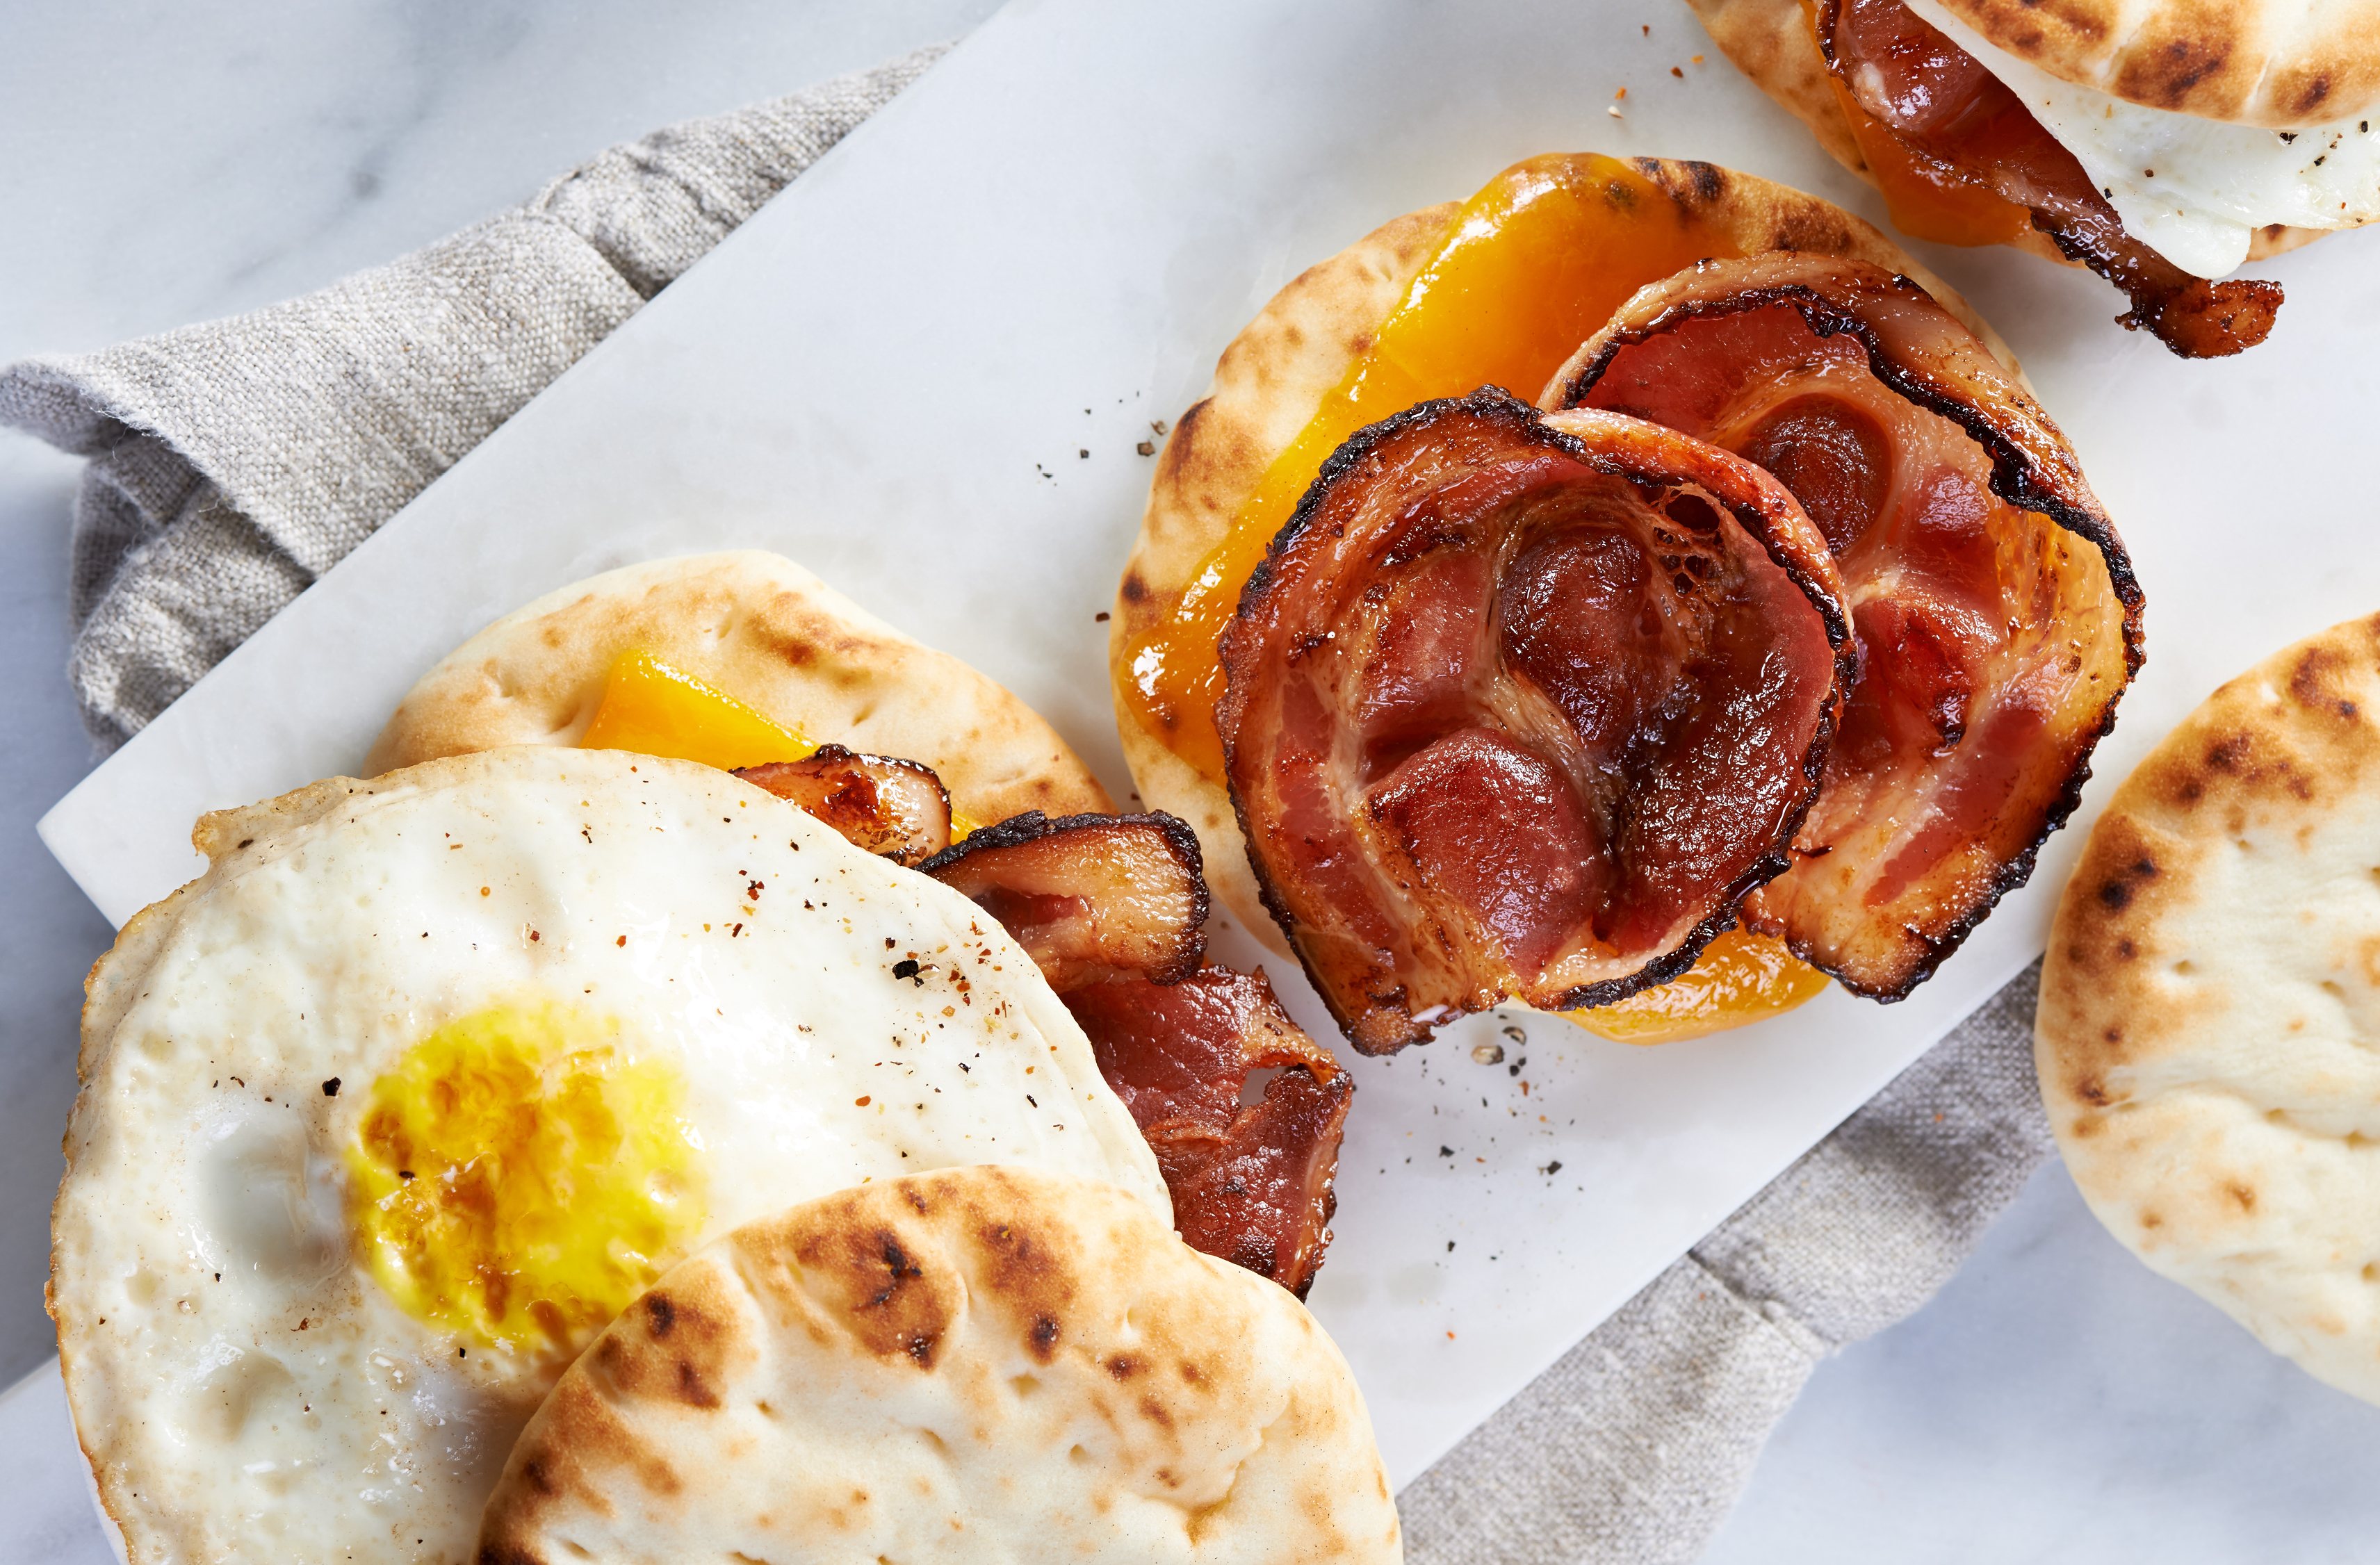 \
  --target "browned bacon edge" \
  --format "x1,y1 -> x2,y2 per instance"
736,744 -> 954,867
1551,270 -> 2146,996
1063,969 -> 1351,1299
919,810 -> 1209,989
924,808 -> 1351,1296
1221,387 -> 1853,1050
